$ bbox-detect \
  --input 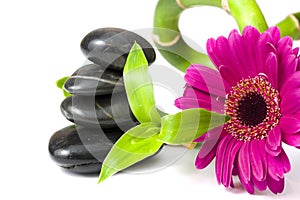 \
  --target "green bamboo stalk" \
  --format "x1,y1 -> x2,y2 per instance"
181,0 -> 222,8
153,27 -> 214,72
227,0 -> 268,33
153,0 -> 221,71
153,0 -> 268,72
276,12 -> 300,40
